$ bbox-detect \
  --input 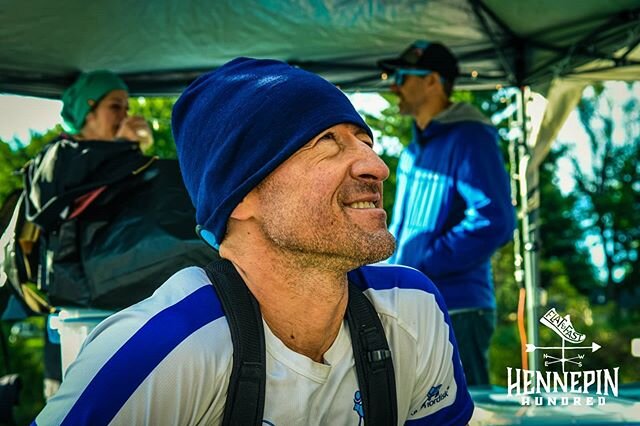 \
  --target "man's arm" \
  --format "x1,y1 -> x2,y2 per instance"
418,125 -> 515,278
